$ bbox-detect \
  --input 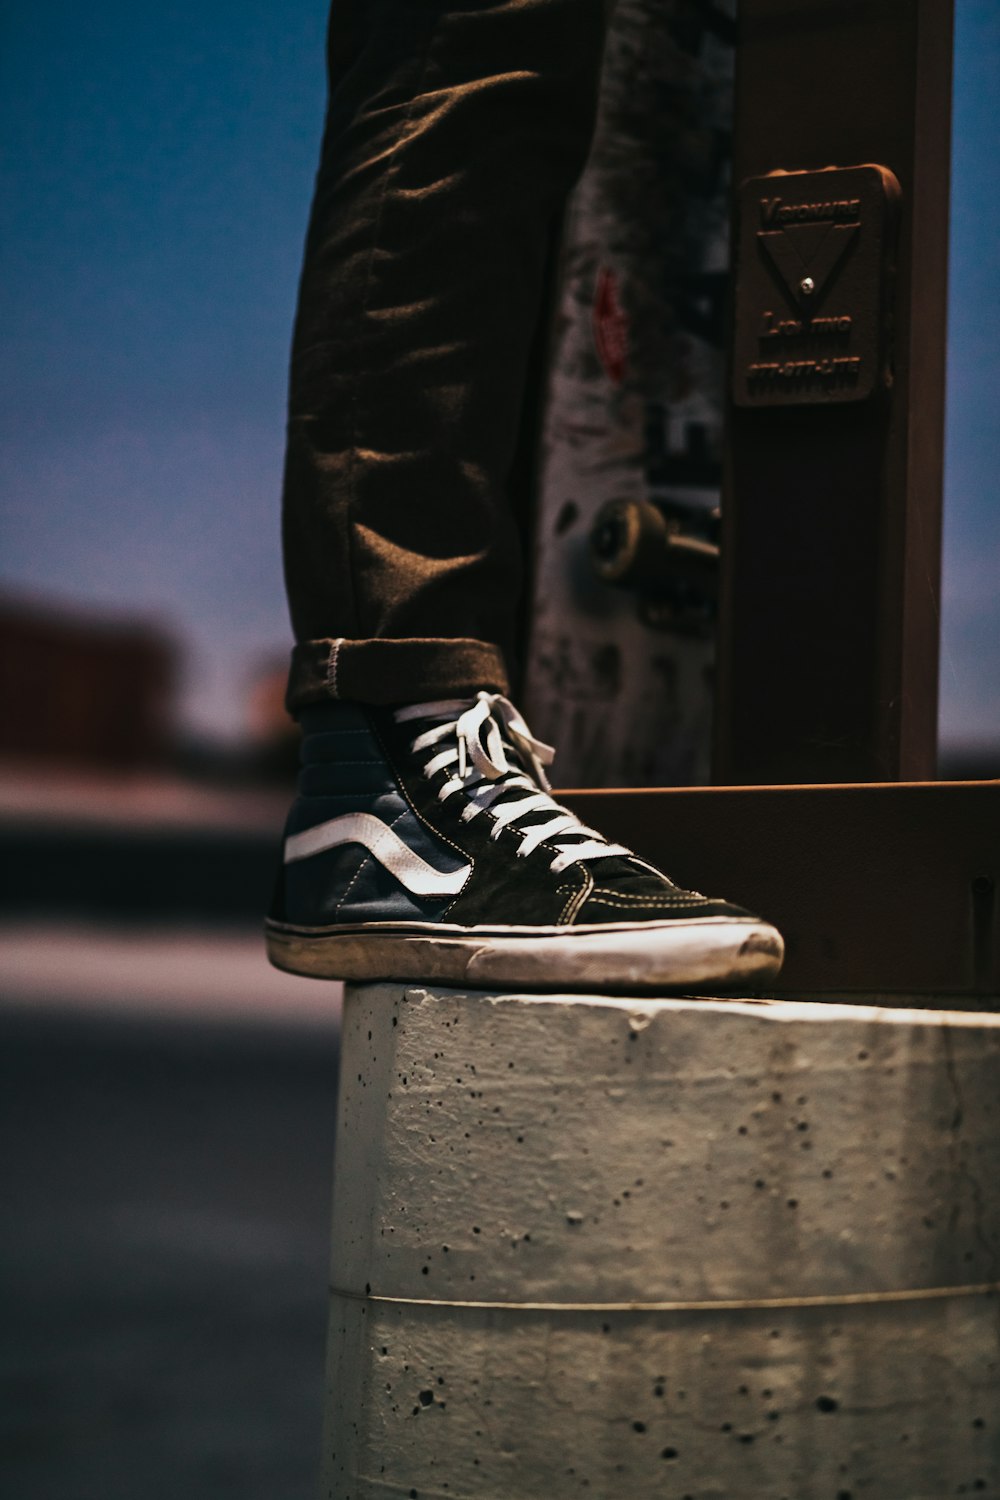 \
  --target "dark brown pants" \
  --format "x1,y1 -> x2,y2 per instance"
283,0 -> 608,710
